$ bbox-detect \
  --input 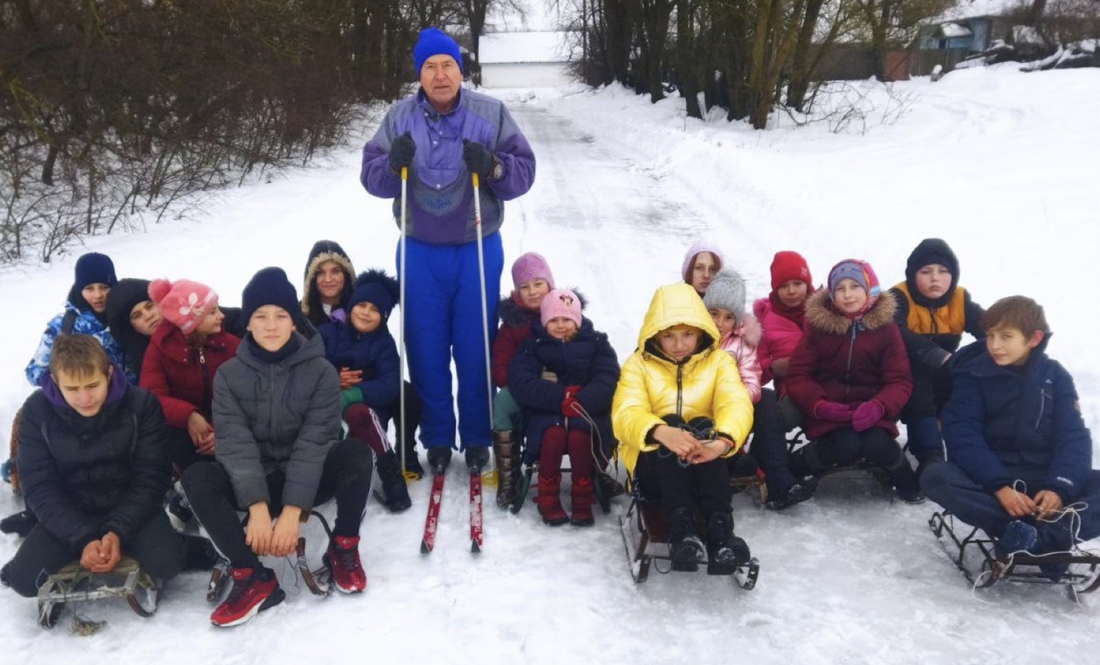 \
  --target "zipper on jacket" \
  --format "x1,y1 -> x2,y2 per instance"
198,347 -> 209,416
676,364 -> 684,417
1036,378 -> 1052,428
844,324 -> 858,394
930,306 -> 939,334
